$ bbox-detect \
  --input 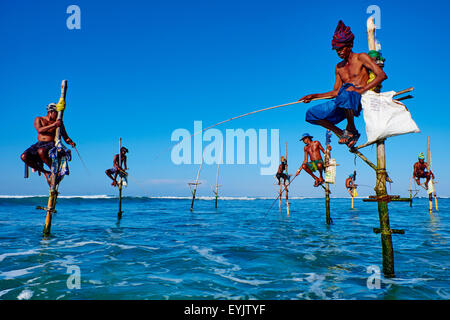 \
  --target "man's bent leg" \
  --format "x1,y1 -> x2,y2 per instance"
302,163 -> 320,185
315,120 -> 343,137
344,109 -> 357,133
37,148 -> 52,169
